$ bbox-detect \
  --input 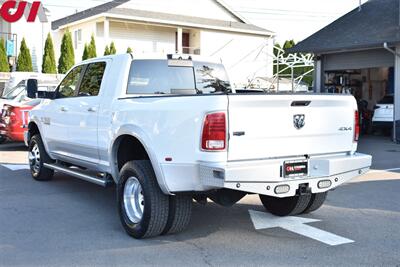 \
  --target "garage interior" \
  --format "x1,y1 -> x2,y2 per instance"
324,64 -> 394,136
289,0 -> 400,143
317,48 -> 396,139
